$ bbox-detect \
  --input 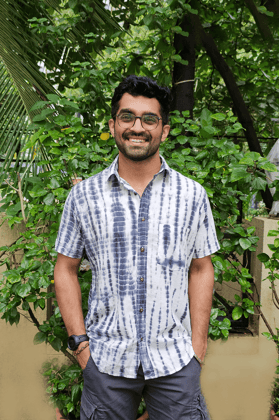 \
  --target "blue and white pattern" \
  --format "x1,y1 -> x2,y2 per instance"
55,156 -> 220,379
